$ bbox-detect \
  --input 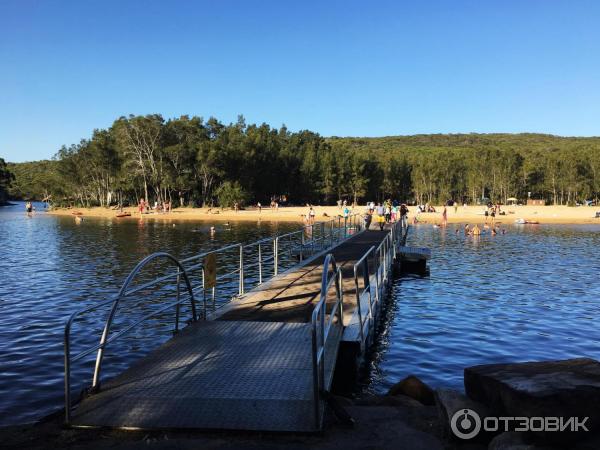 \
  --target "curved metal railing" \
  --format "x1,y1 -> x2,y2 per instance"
64,252 -> 196,423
